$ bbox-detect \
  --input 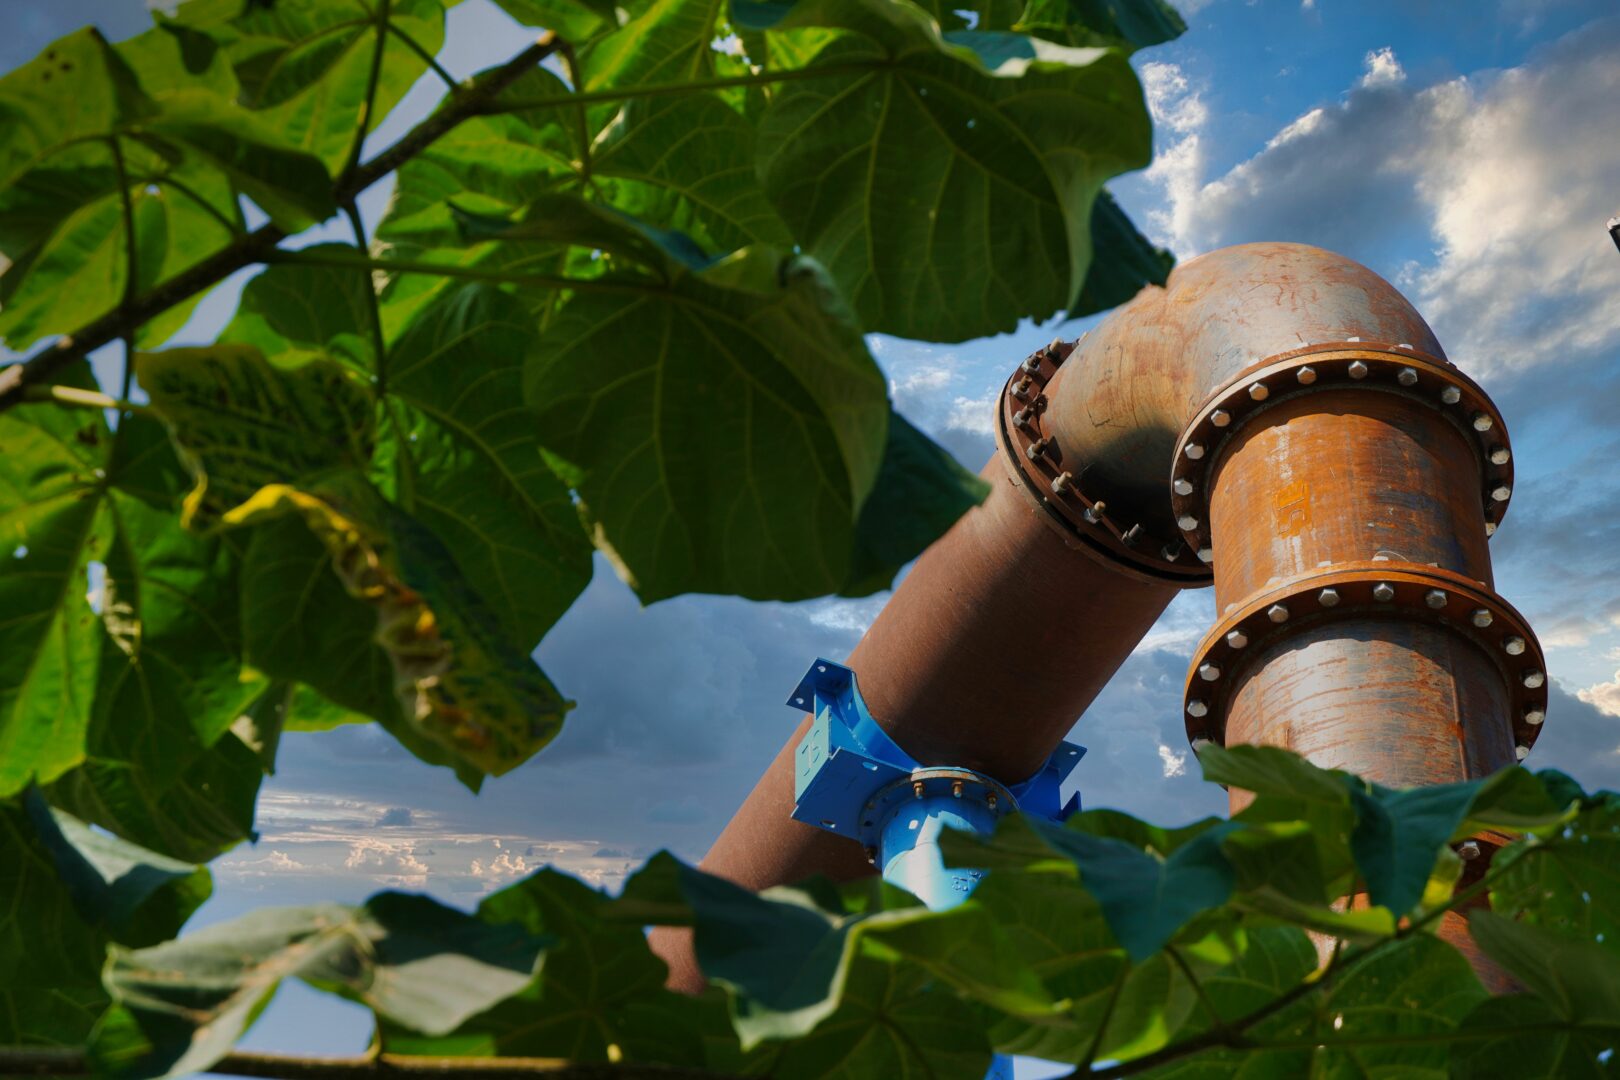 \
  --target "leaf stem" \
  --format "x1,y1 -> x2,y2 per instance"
0,1048 -> 736,1080
22,383 -> 148,414
267,246 -> 645,296
108,135 -> 141,402
342,201 -> 389,396
557,41 -> 592,185
343,0 -> 395,187
0,34 -> 563,414
388,23 -> 460,92
138,171 -> 247,237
